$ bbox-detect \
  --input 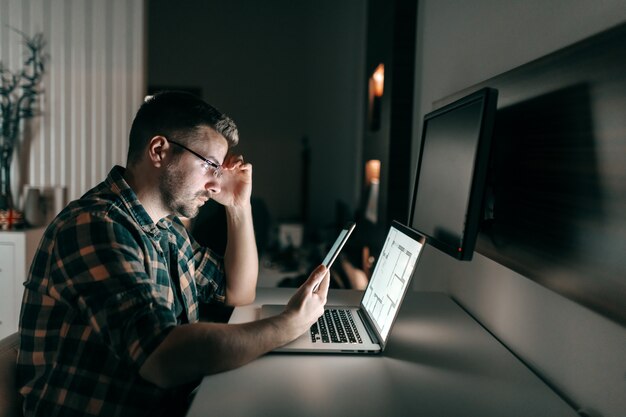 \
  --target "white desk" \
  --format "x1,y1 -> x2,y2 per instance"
187,288 -> 577,417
